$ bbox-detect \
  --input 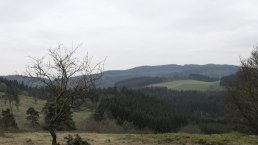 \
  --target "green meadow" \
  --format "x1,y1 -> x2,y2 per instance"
150,80 -> 221,91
